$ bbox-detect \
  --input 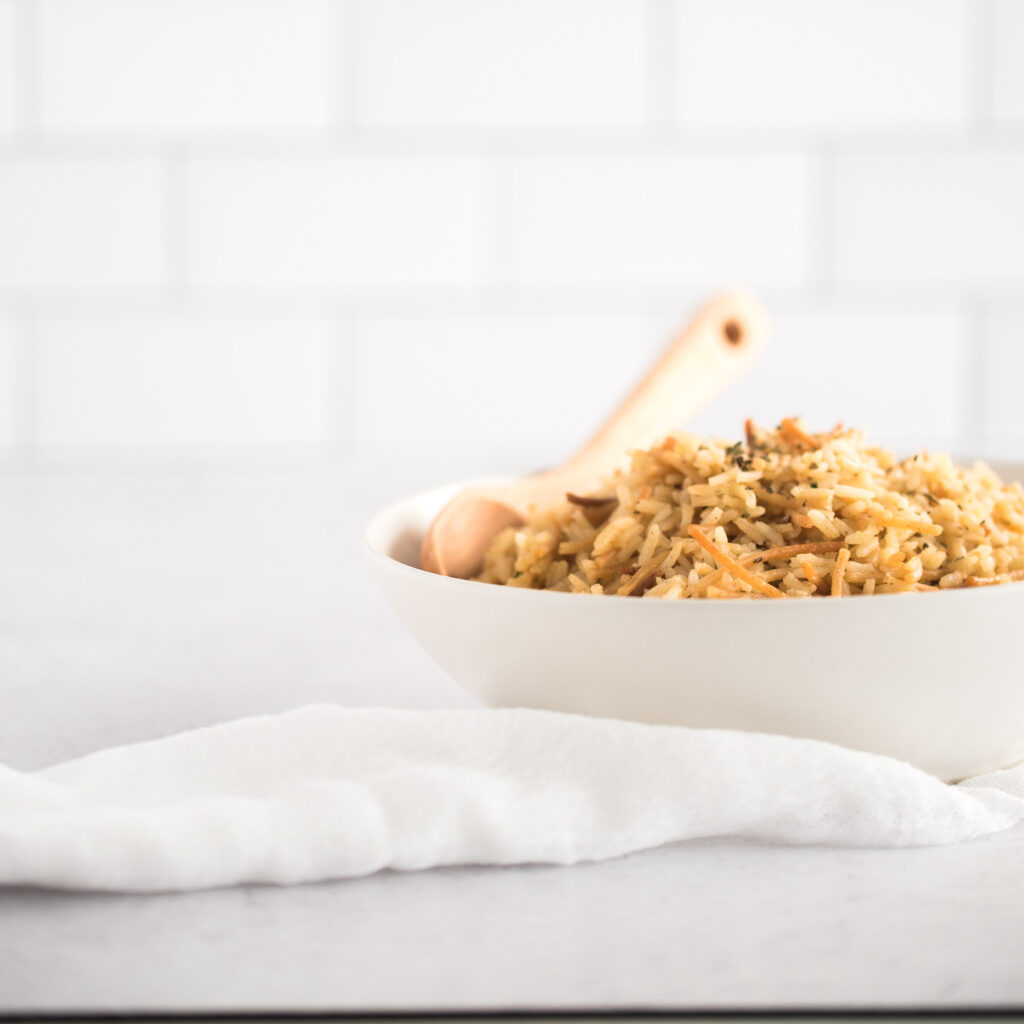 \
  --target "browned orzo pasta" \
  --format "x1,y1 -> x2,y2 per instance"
474,418 -> 1024,599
